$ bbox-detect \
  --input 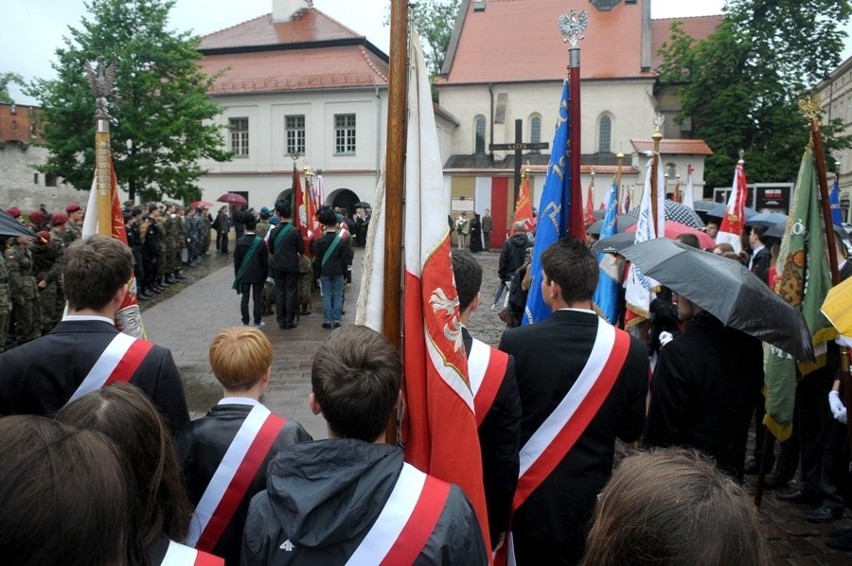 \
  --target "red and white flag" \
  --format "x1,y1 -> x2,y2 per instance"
513,175 -> 534,233
356,31 -> 491,548
584,176 -> 596,228
715,160 -> 749,253
82,157 -> 146,338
